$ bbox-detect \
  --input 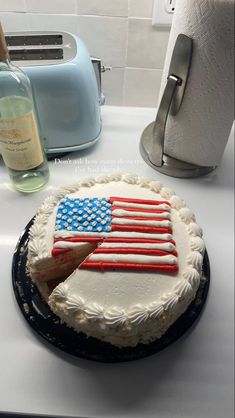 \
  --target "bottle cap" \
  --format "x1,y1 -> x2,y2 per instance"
0,22 -> 9,61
